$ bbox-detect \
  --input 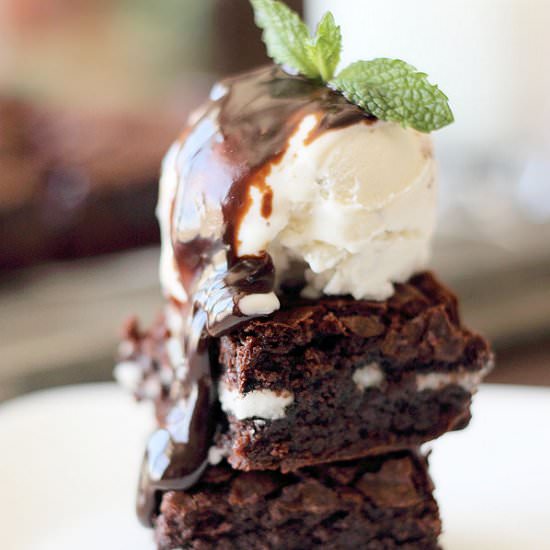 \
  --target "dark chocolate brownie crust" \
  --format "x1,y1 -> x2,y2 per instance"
118,272 -> 492,472
155,451 -> 441,550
